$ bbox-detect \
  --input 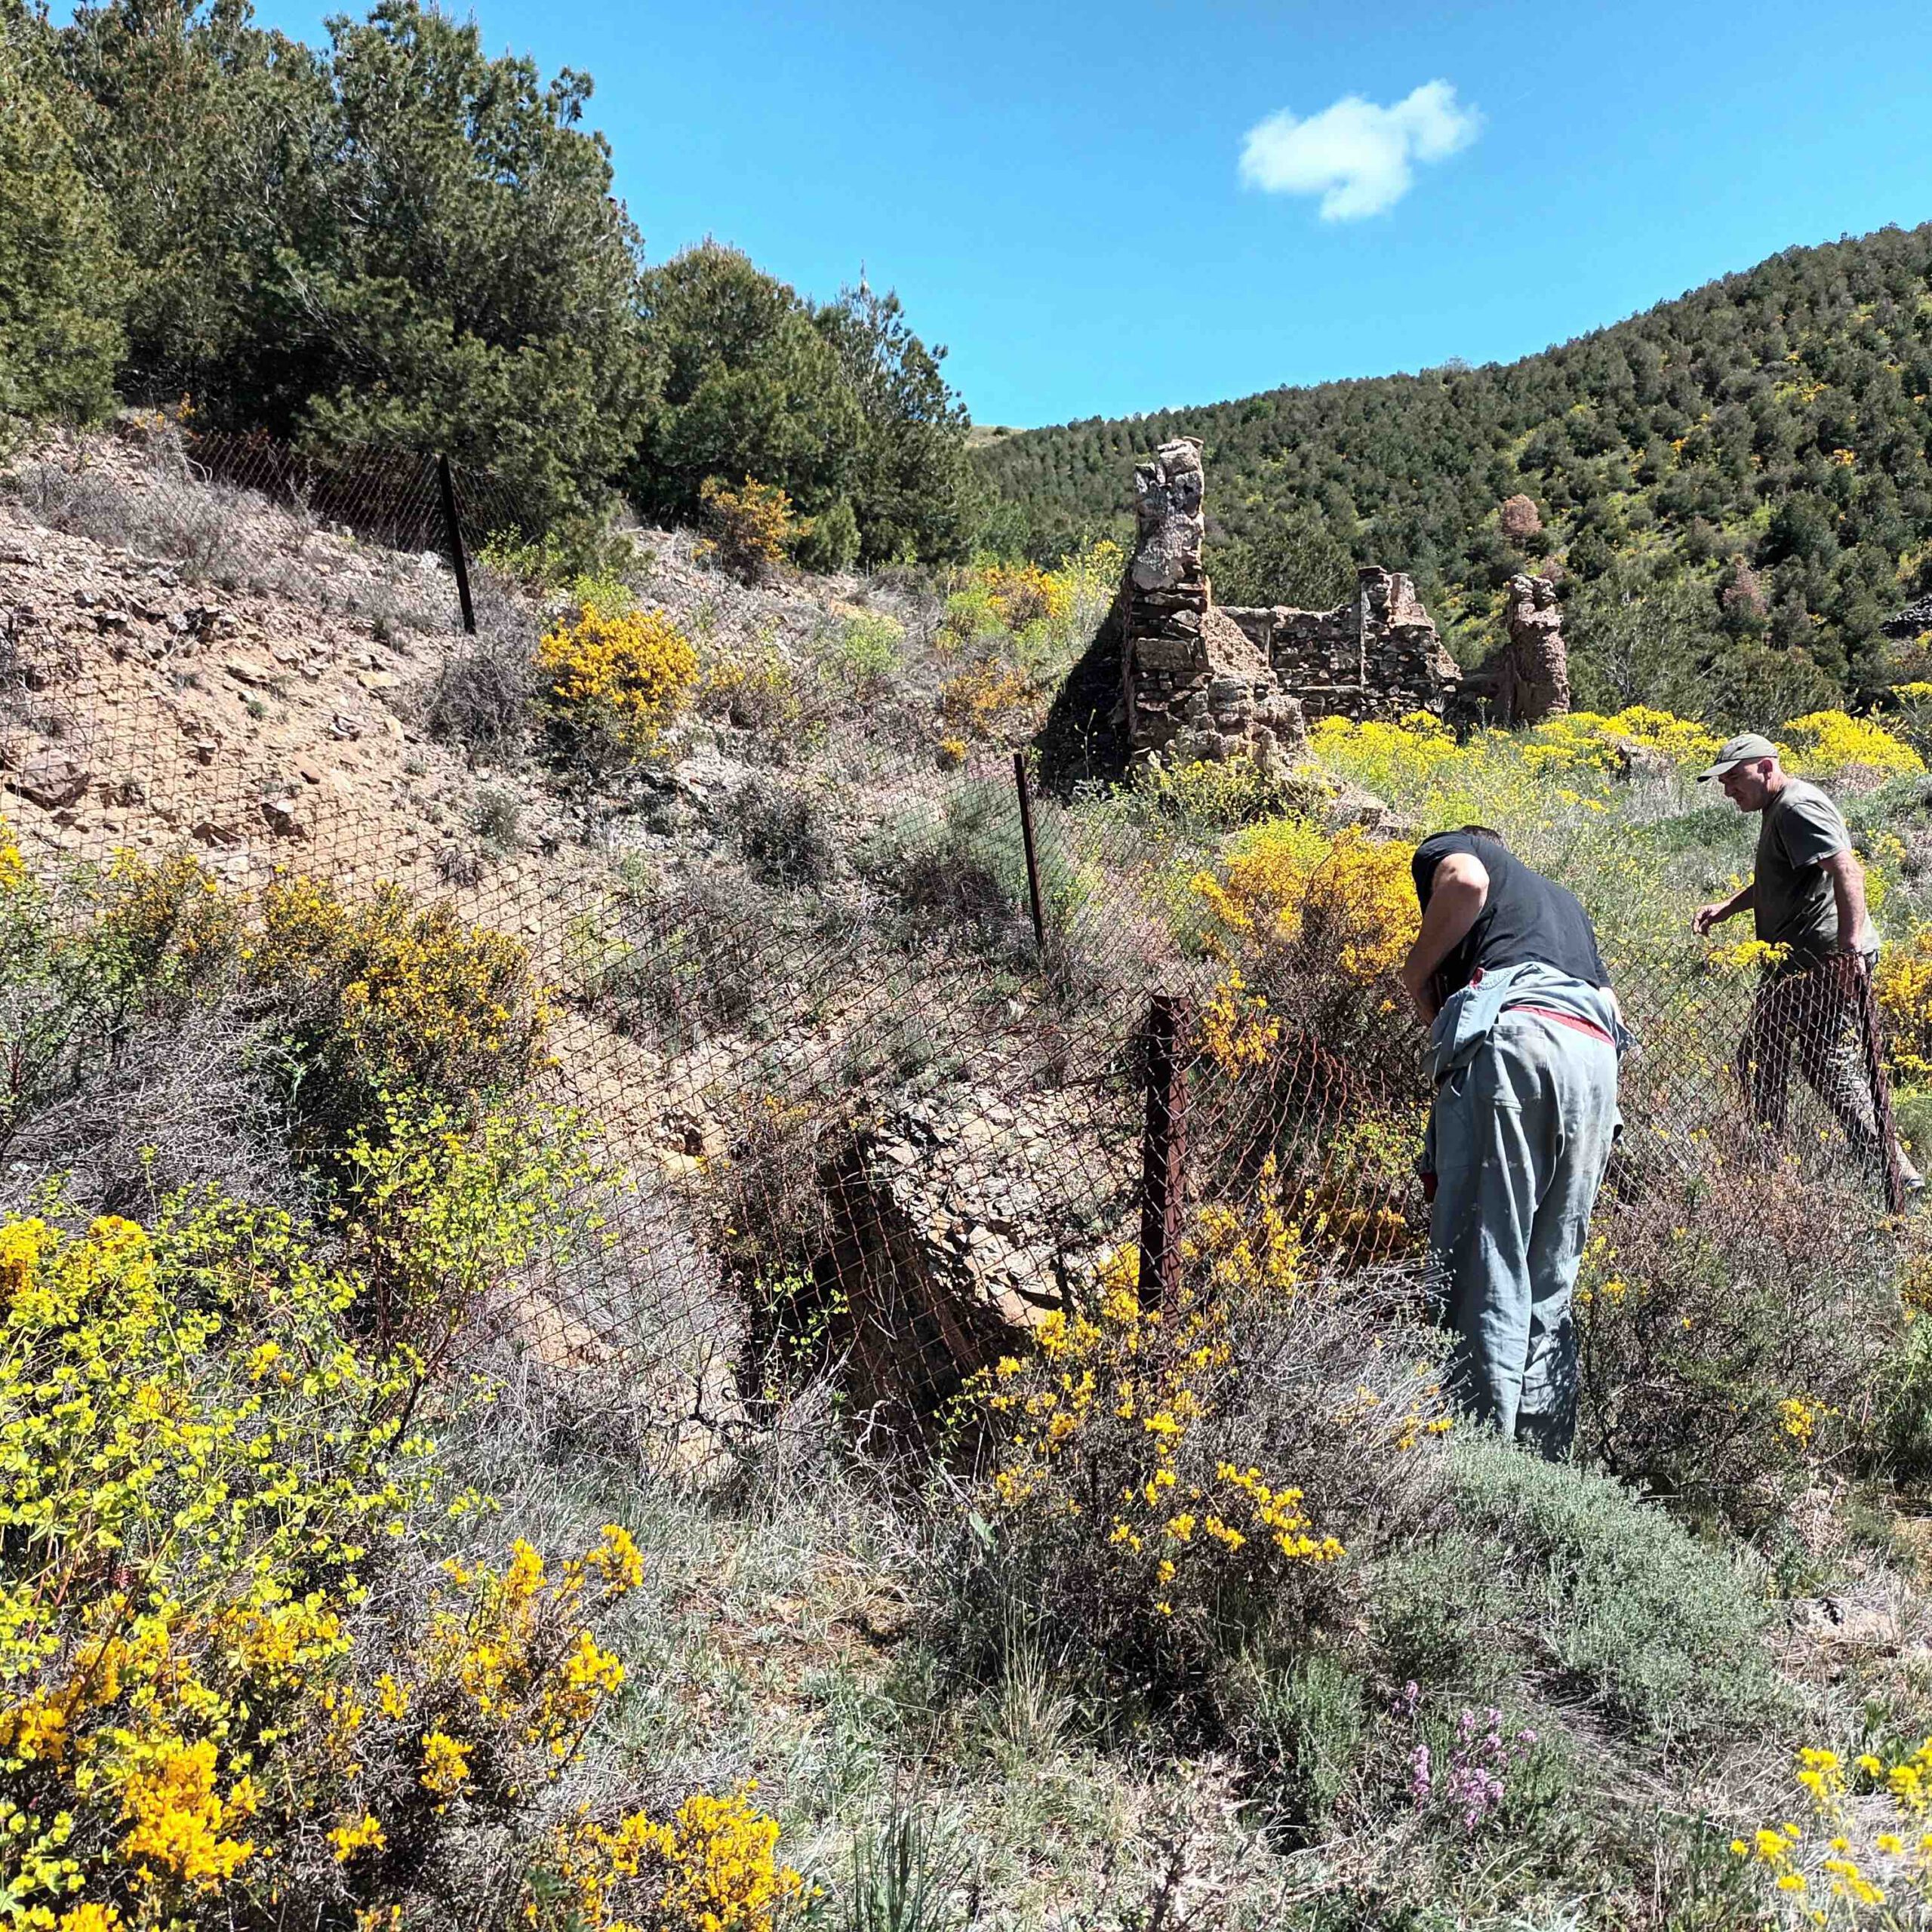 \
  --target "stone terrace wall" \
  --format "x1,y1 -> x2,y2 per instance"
1220,568 -> 1463,723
